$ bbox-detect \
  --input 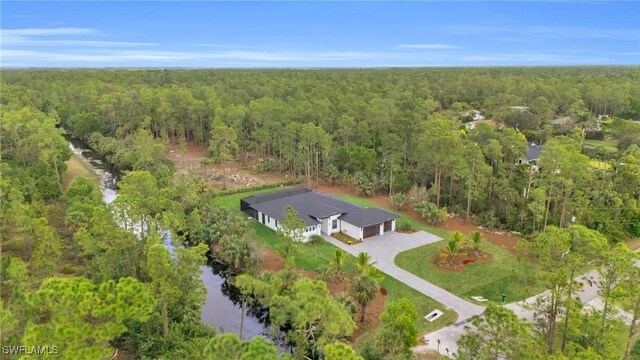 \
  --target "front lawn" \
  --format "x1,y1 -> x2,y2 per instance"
396,241 -> 543,304
333,194 -> 450,238
220,189 -> 457,337
583,138 -> 619,151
